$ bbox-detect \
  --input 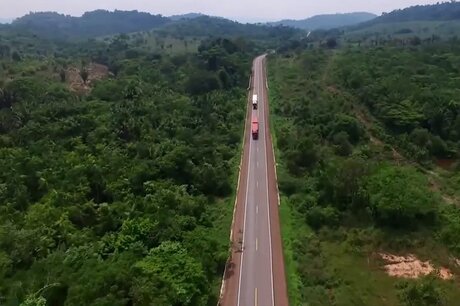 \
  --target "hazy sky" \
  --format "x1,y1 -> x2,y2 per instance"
0,0 -> 443,22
